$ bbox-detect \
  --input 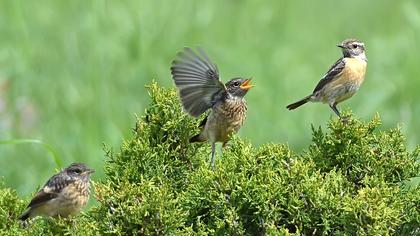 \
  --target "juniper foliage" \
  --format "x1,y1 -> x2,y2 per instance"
0,83 -> 419,235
